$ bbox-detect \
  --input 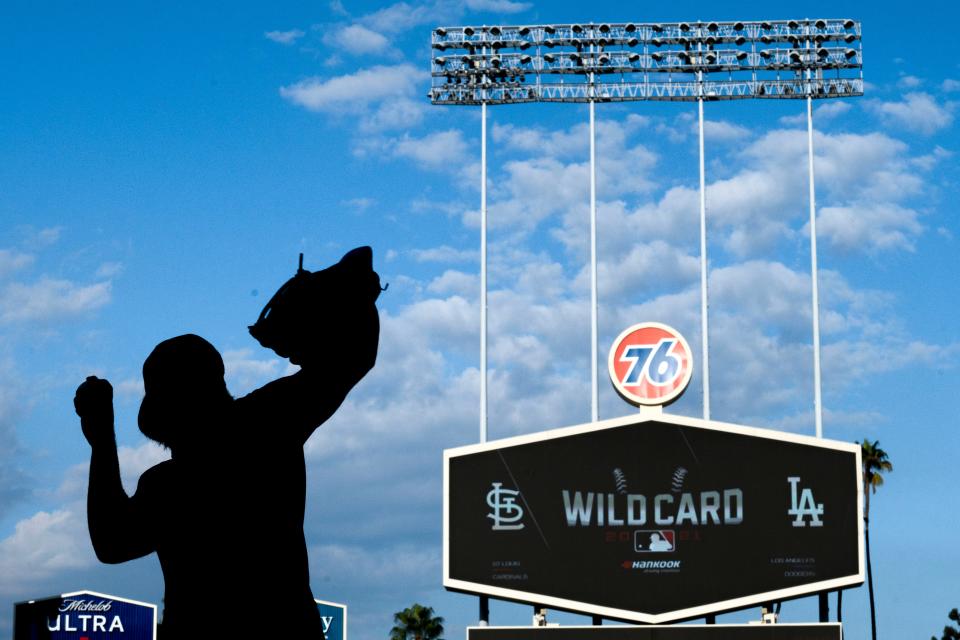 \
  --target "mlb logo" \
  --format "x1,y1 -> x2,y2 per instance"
634,530 -> 676,553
